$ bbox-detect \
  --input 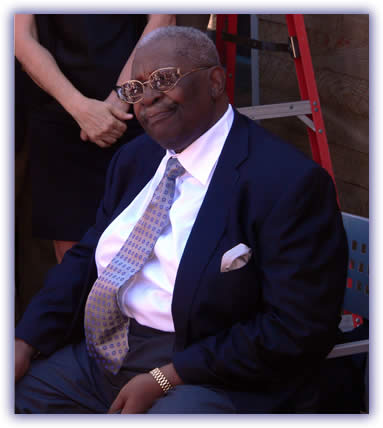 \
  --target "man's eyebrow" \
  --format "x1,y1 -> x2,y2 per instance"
130,65 -> 144,80
134,66 -> 178,80
131,70 -> 150,82
130,71 -> 141,81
